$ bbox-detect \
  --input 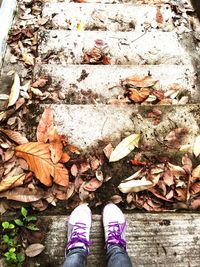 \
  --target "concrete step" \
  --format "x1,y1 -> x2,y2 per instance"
45,0 -> 192,7
32,104 -> 200,151
38,30 -> 197,65
24,213 -> 200,267
35,64 -> 198,103
42,3 -> 174,32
